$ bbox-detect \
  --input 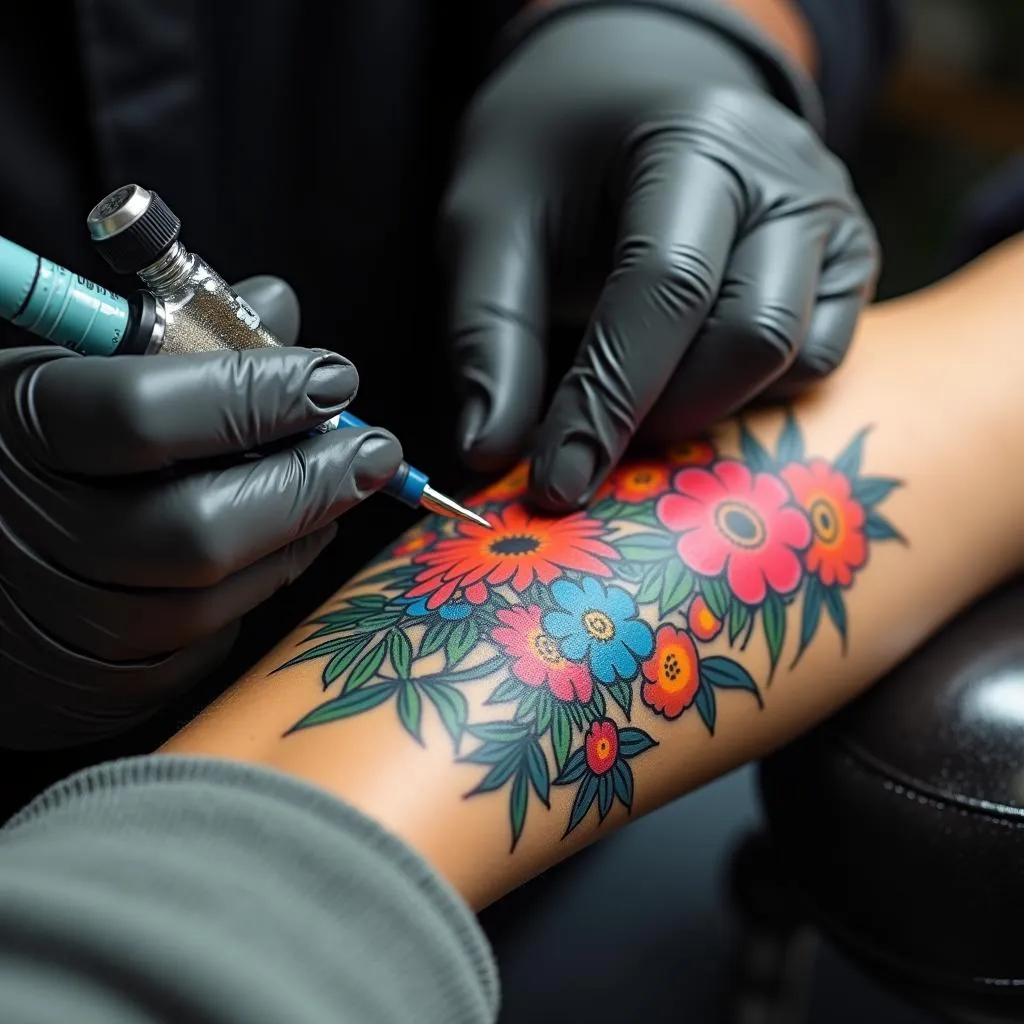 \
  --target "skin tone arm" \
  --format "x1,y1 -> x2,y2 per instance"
164,236 -> 1024,912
